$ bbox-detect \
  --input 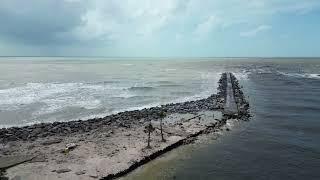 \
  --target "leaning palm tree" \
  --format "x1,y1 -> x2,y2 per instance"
145,122 -> 155,148
159,110 -> 167,142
